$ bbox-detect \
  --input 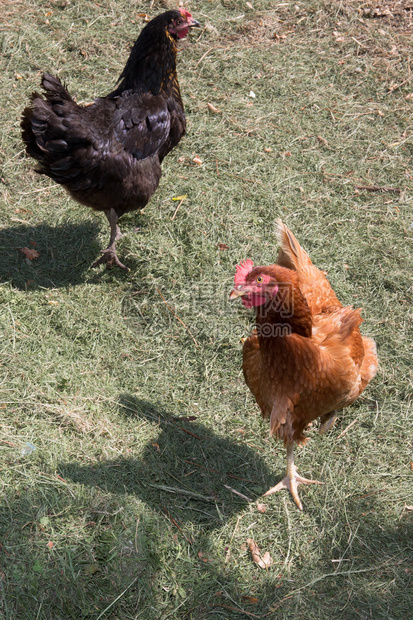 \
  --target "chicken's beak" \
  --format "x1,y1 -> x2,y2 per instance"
229,287 -> 248,301
189,18 -> 201,28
